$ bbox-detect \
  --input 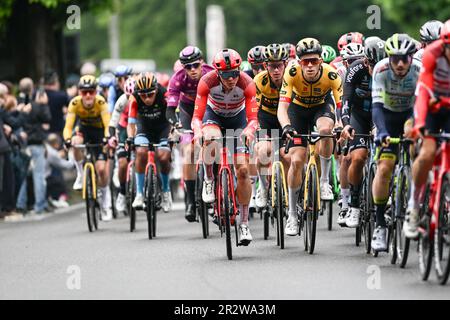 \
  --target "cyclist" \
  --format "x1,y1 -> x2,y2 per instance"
63,75 -> 113,221
108,65 -> 132,113
253,43 -> 290,208
335,42 -> 366,217
278,38 -> 343,236
414,20 -> 444,62
282,43 -> 297,67
246,45 -> 267,78
98,73 -> 114,100
331,32 -> 364,71
128,72 -> 173,212
321,45 -> 337,64
191,48 -> 258,245
337,37 -> 386,227
370,33 -> 421,251
166,46 -> 214,222
404,20 -> 450,238
108,77 -> 136,214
